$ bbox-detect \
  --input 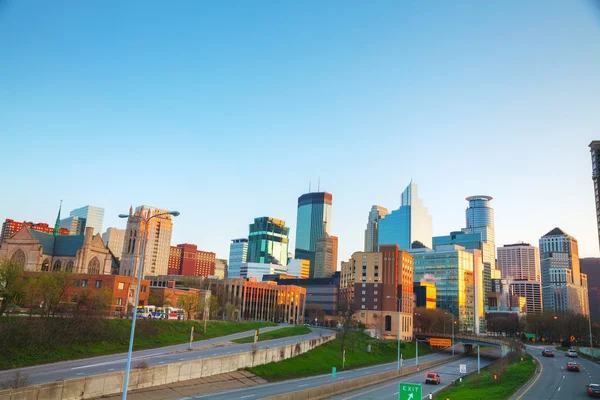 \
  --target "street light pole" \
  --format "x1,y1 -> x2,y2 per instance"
589,313 -> 594,359
119,210 -> 179,400
445,312 -> 455,356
